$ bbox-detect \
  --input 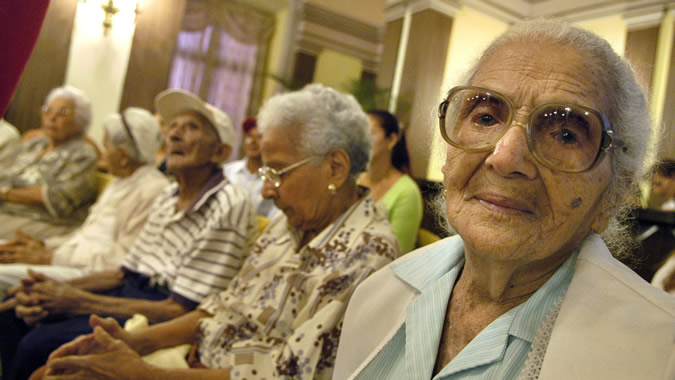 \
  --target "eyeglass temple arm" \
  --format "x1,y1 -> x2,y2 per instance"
601,130 -> 626,153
